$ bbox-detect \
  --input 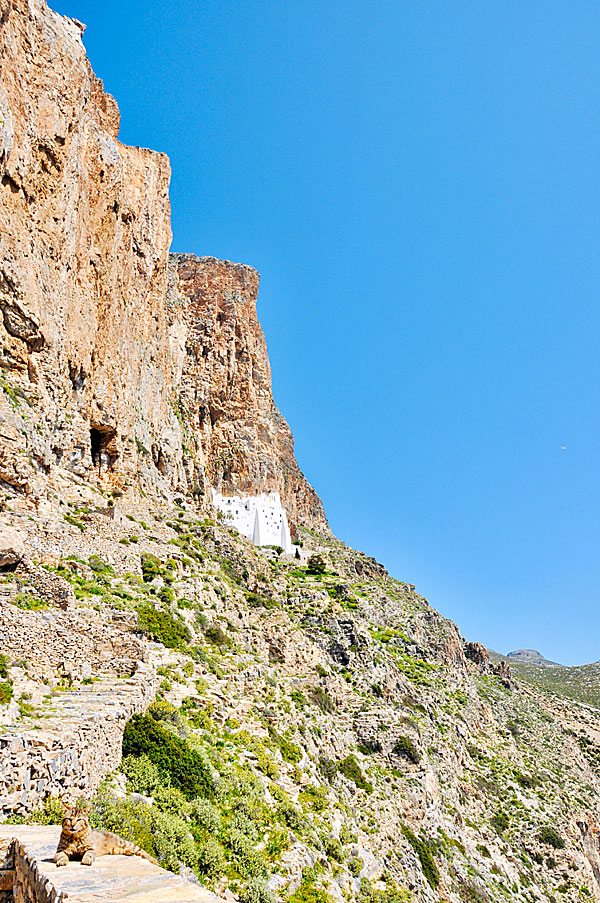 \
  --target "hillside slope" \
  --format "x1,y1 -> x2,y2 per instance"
2,505 -> 600,903
1,2 -> 599,903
